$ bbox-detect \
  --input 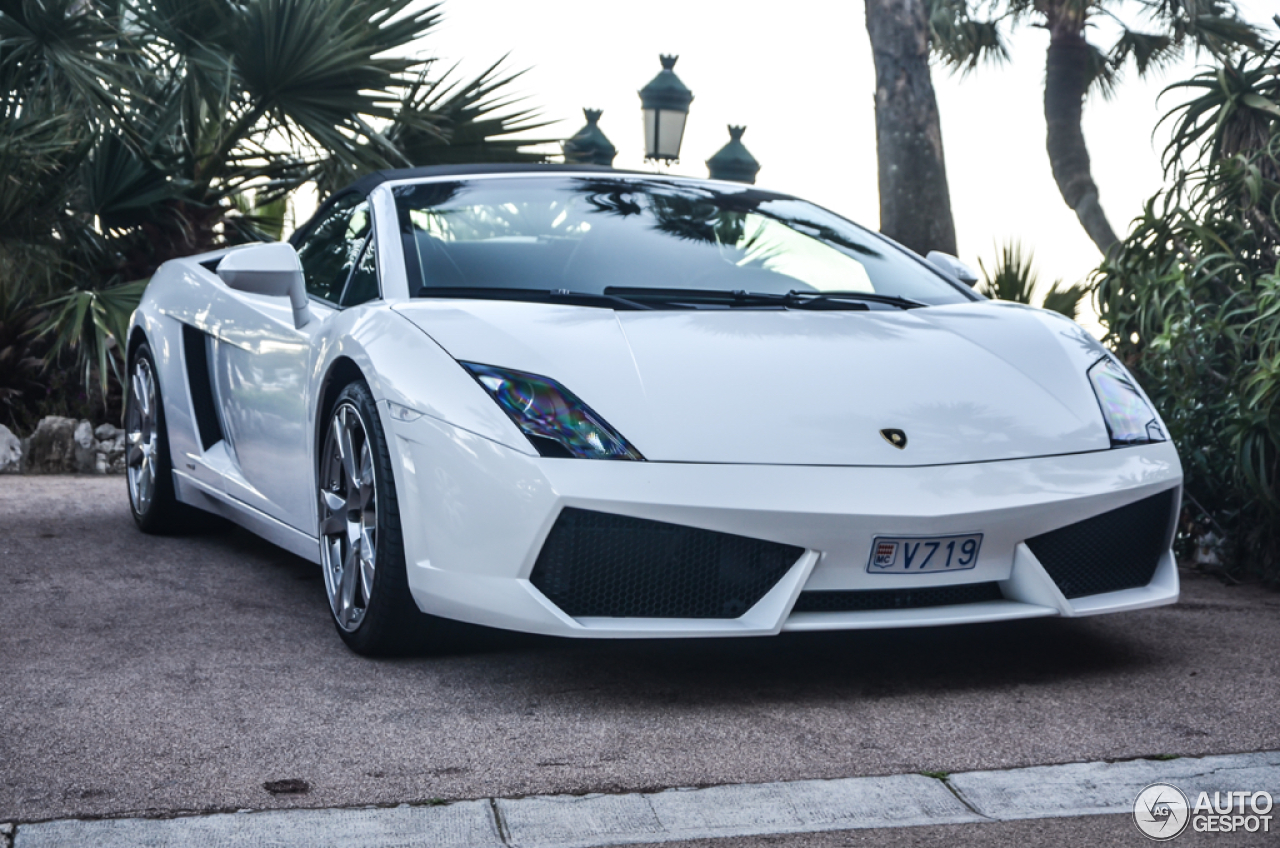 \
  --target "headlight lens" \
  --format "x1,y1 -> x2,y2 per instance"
462,362 -> 644,460
1088,356 -> 1166,446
